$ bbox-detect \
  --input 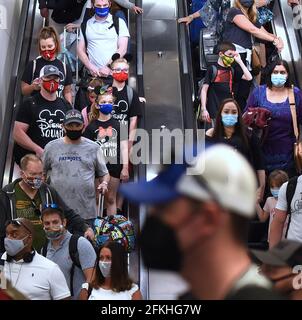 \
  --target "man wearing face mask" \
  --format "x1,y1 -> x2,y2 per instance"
0,218 -> 70,300
77,0 -> 130,81
14,65 -> 72,164
0,154 -> 94,254
200,41 -> 252,126
41,207 -> 96,299
43,109 -> 110,226
120,144 -> 283,299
